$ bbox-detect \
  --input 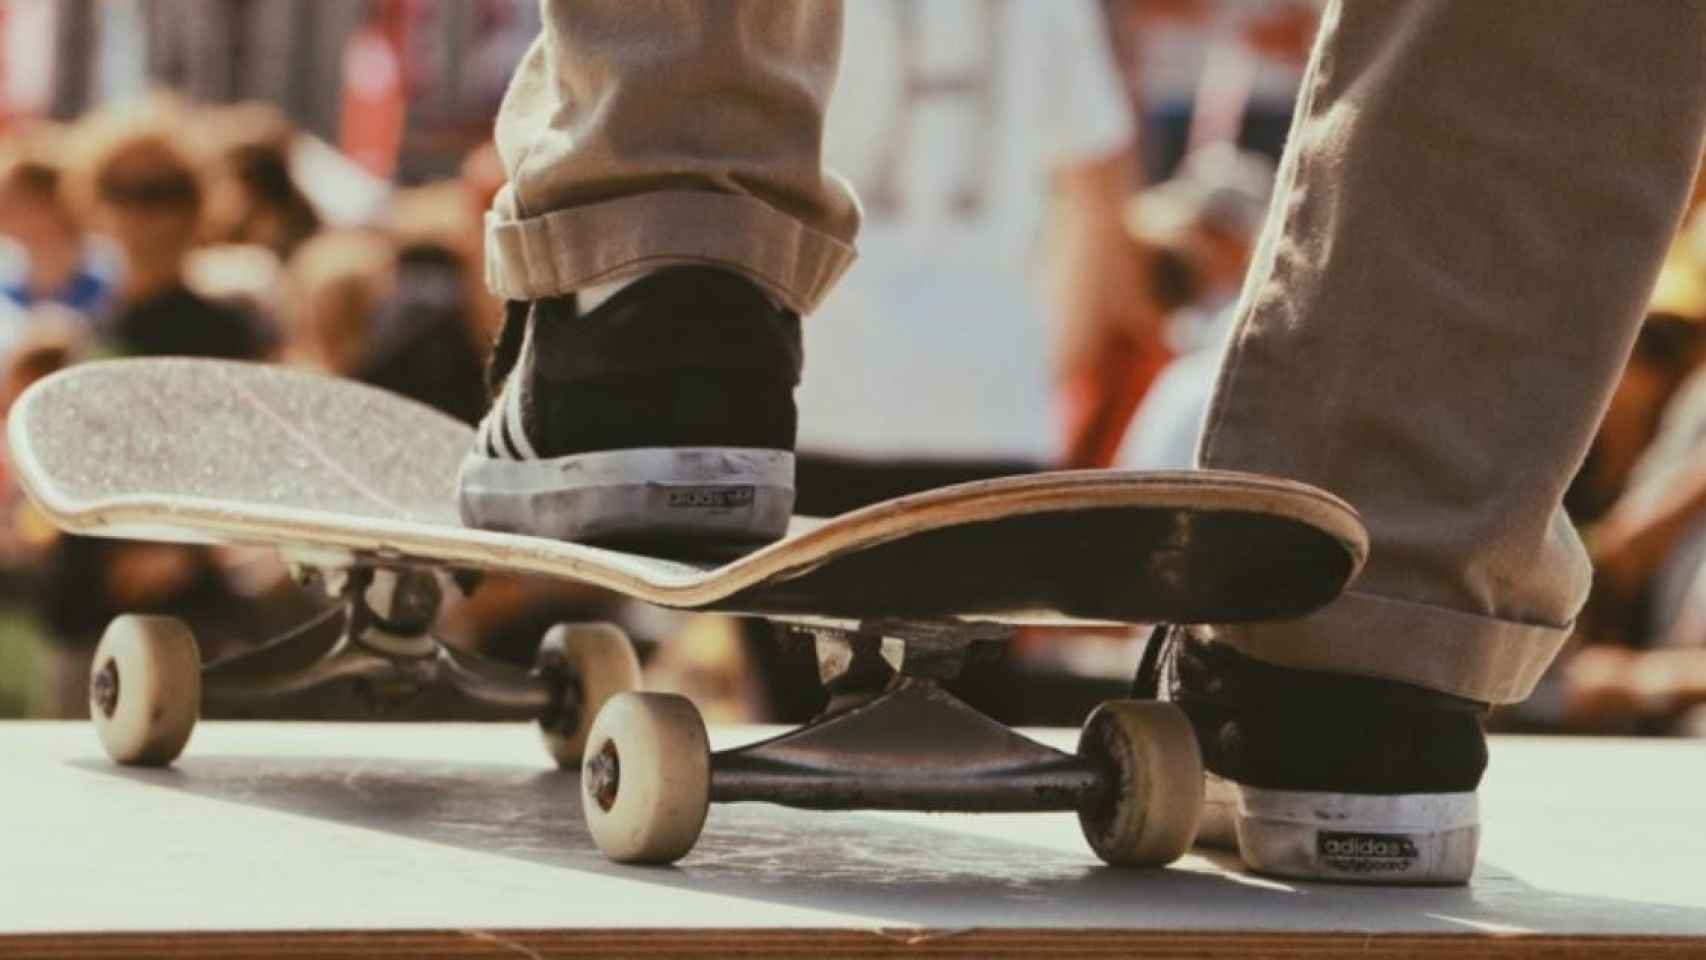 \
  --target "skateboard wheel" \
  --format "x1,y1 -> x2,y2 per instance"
580,691 -> 710,865
89,615 -> 201,767
1076,700 -> 1203,867
535,622 -> 643,767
